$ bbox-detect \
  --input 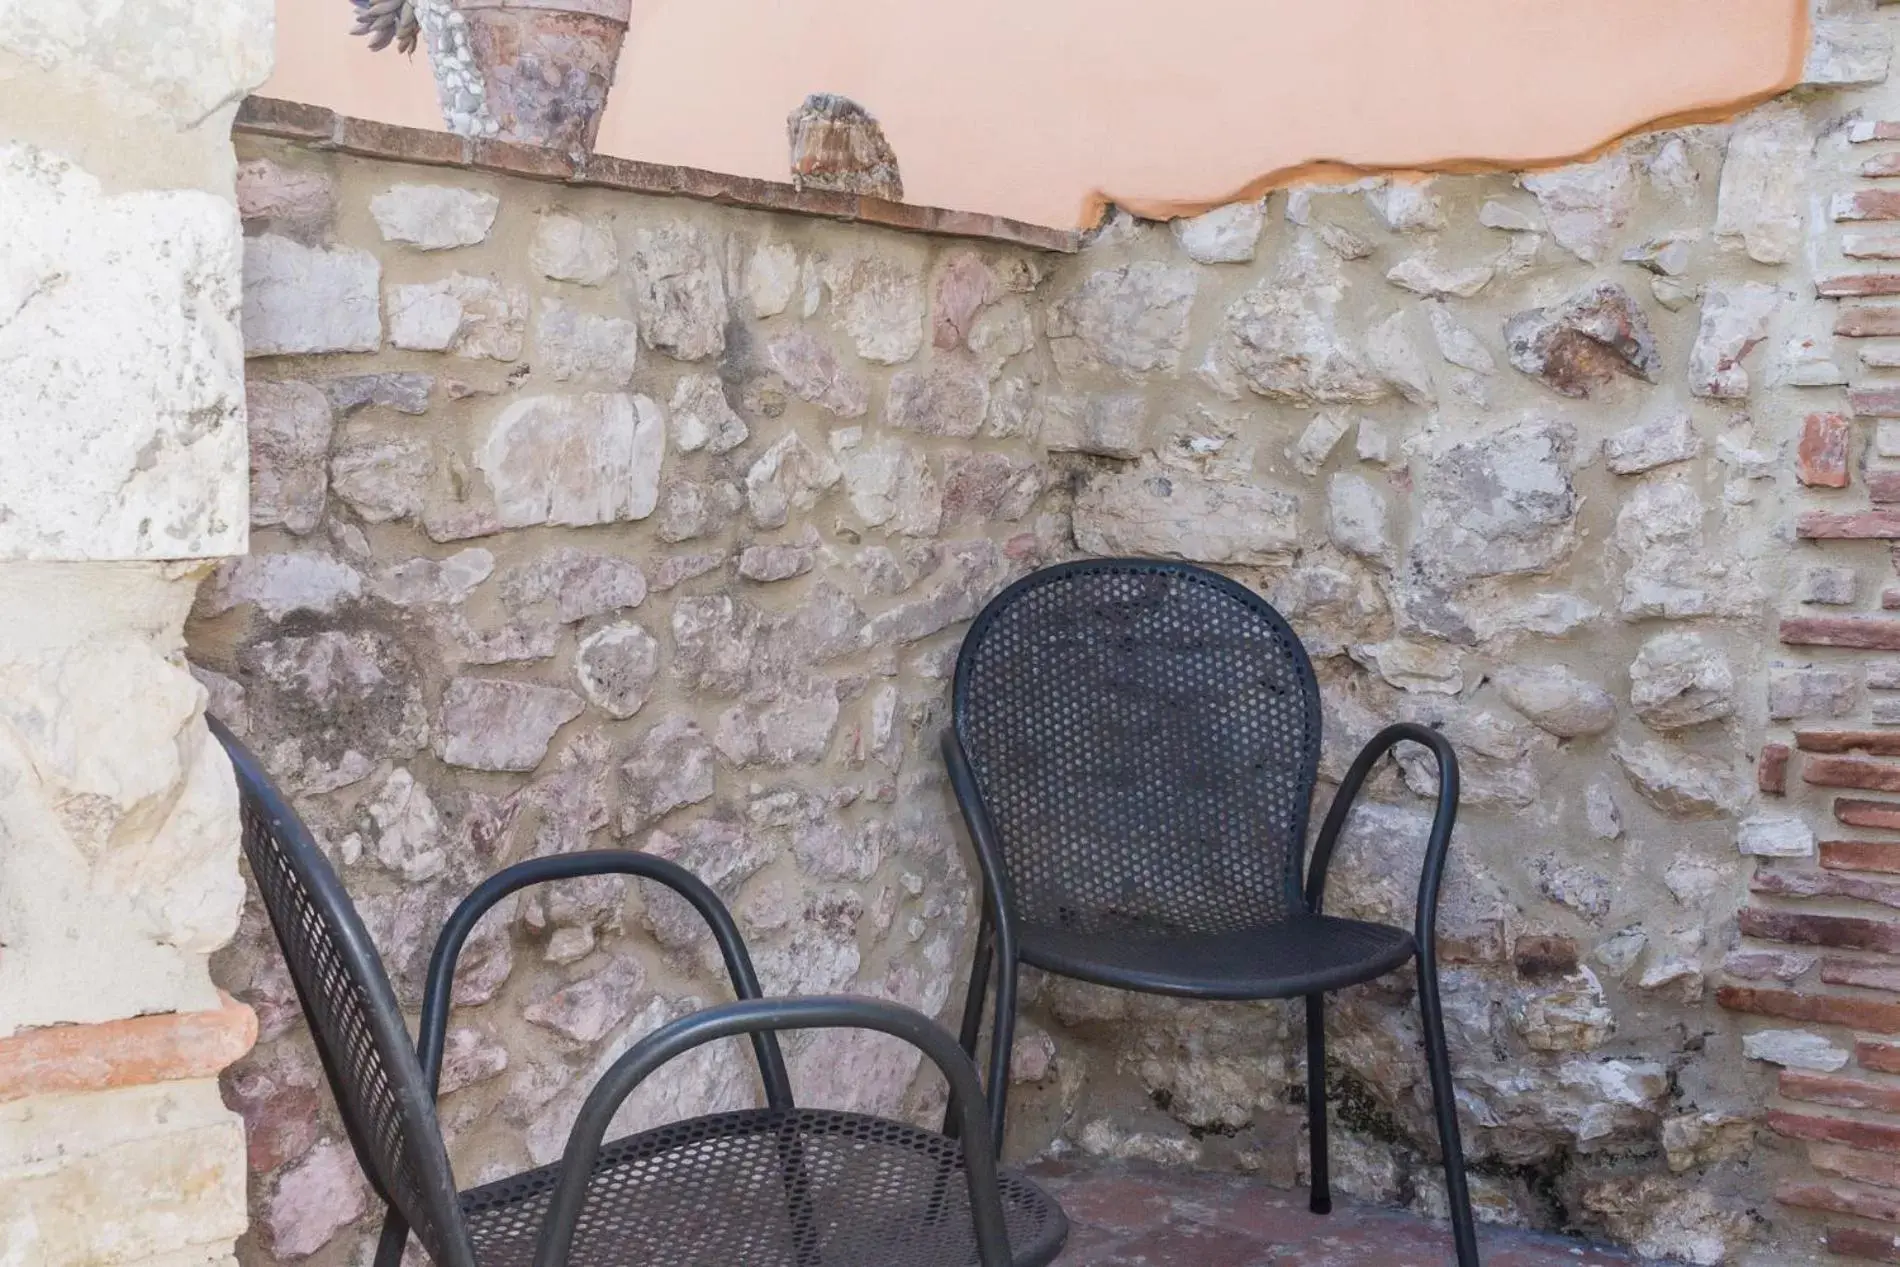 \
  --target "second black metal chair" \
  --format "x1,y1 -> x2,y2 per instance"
210,716 -> 1068,1266
941,558 -> 1479,1266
